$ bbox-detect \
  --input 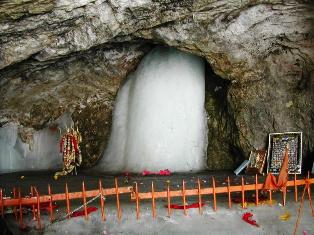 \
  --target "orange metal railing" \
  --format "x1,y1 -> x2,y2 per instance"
0,174 -> 313,231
